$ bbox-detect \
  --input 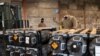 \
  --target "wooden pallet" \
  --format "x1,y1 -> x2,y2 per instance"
53,28 -> 99,35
